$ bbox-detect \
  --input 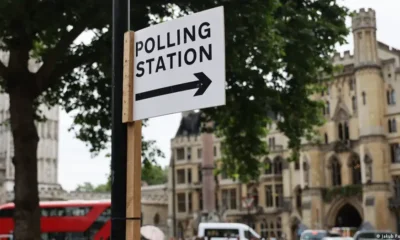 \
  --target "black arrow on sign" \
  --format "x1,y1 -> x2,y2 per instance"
135,72 -> 212,101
